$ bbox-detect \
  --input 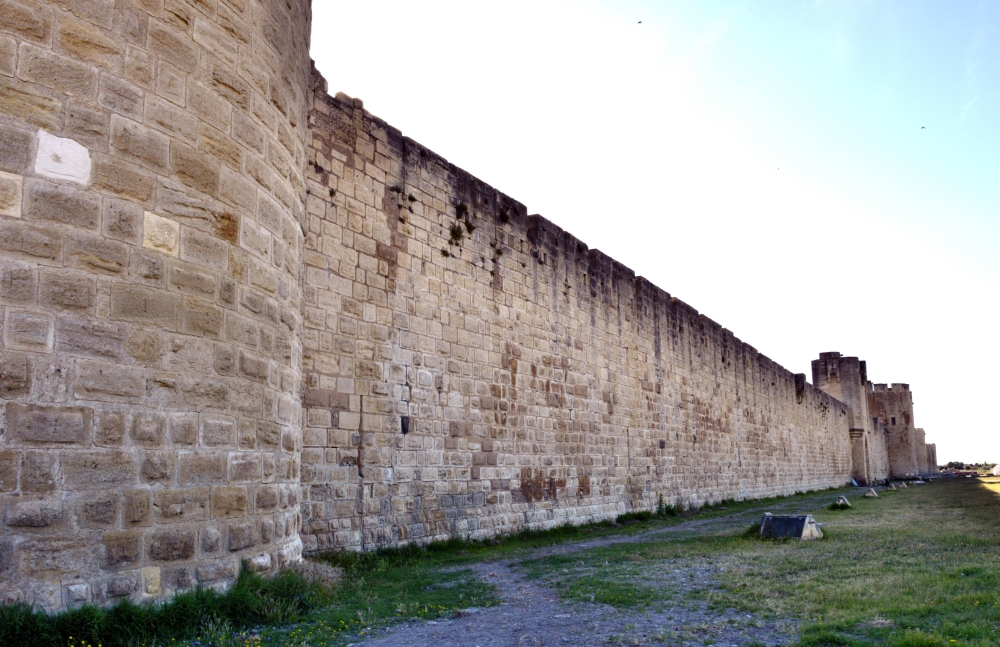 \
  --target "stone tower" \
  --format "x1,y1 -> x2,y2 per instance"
0,0 -> 313,609
869,384 -> 920,479
811,352 -> 889,484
